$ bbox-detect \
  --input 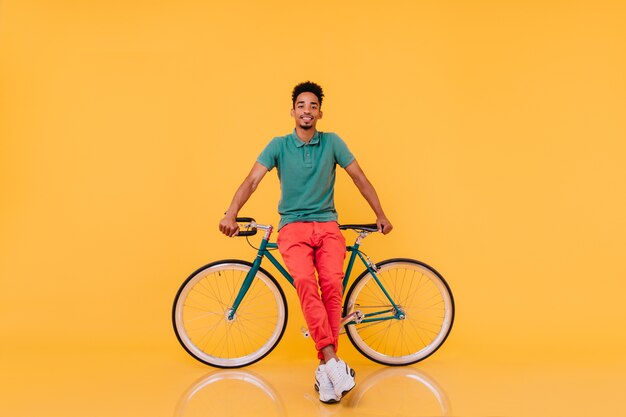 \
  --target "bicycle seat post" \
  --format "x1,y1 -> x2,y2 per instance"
356,231 -> 370,246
